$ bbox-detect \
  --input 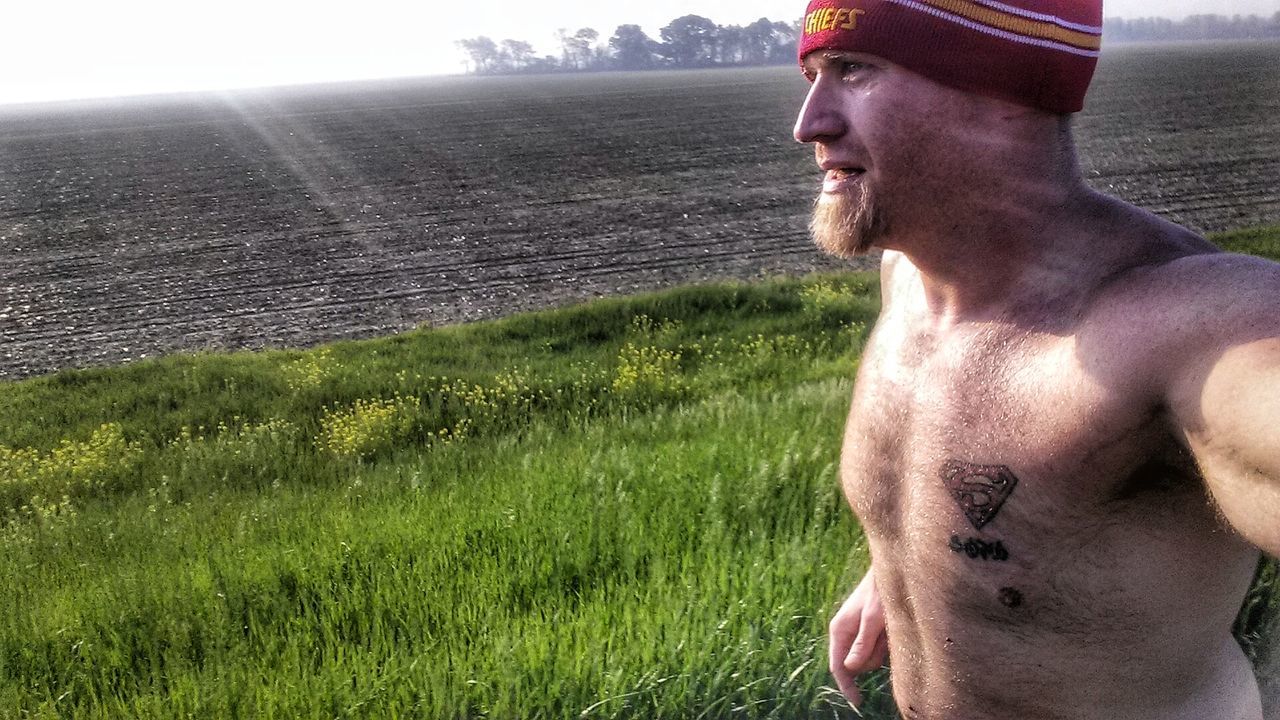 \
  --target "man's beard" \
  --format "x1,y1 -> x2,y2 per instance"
809,186 -> 887,258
